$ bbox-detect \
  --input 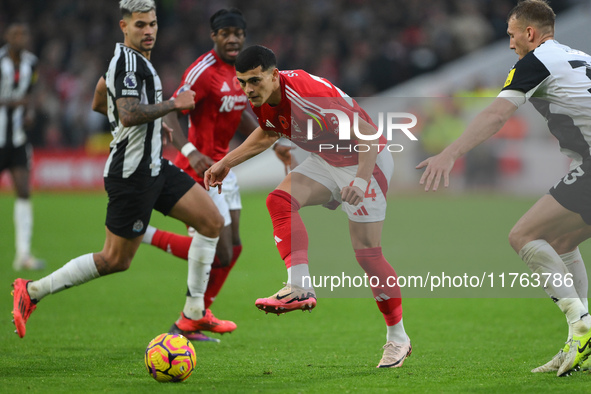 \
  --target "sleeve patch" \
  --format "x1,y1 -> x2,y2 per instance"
124,72 -> 138,89
503,68 -> 516,88
501,52 -> 550,94
121,89 -> 139,96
